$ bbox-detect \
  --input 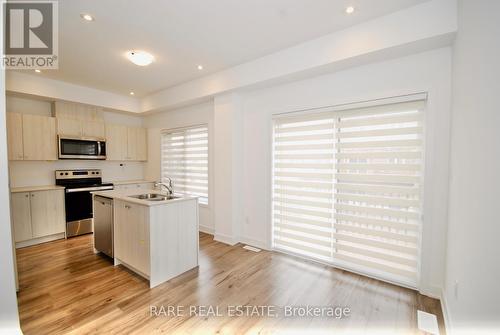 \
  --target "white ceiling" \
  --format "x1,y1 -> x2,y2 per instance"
26,0 -> 430,97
